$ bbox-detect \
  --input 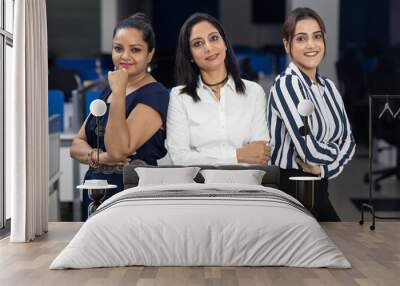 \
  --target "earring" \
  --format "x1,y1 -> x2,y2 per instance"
114,65 -> 117,71
147,65 -> 151,73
